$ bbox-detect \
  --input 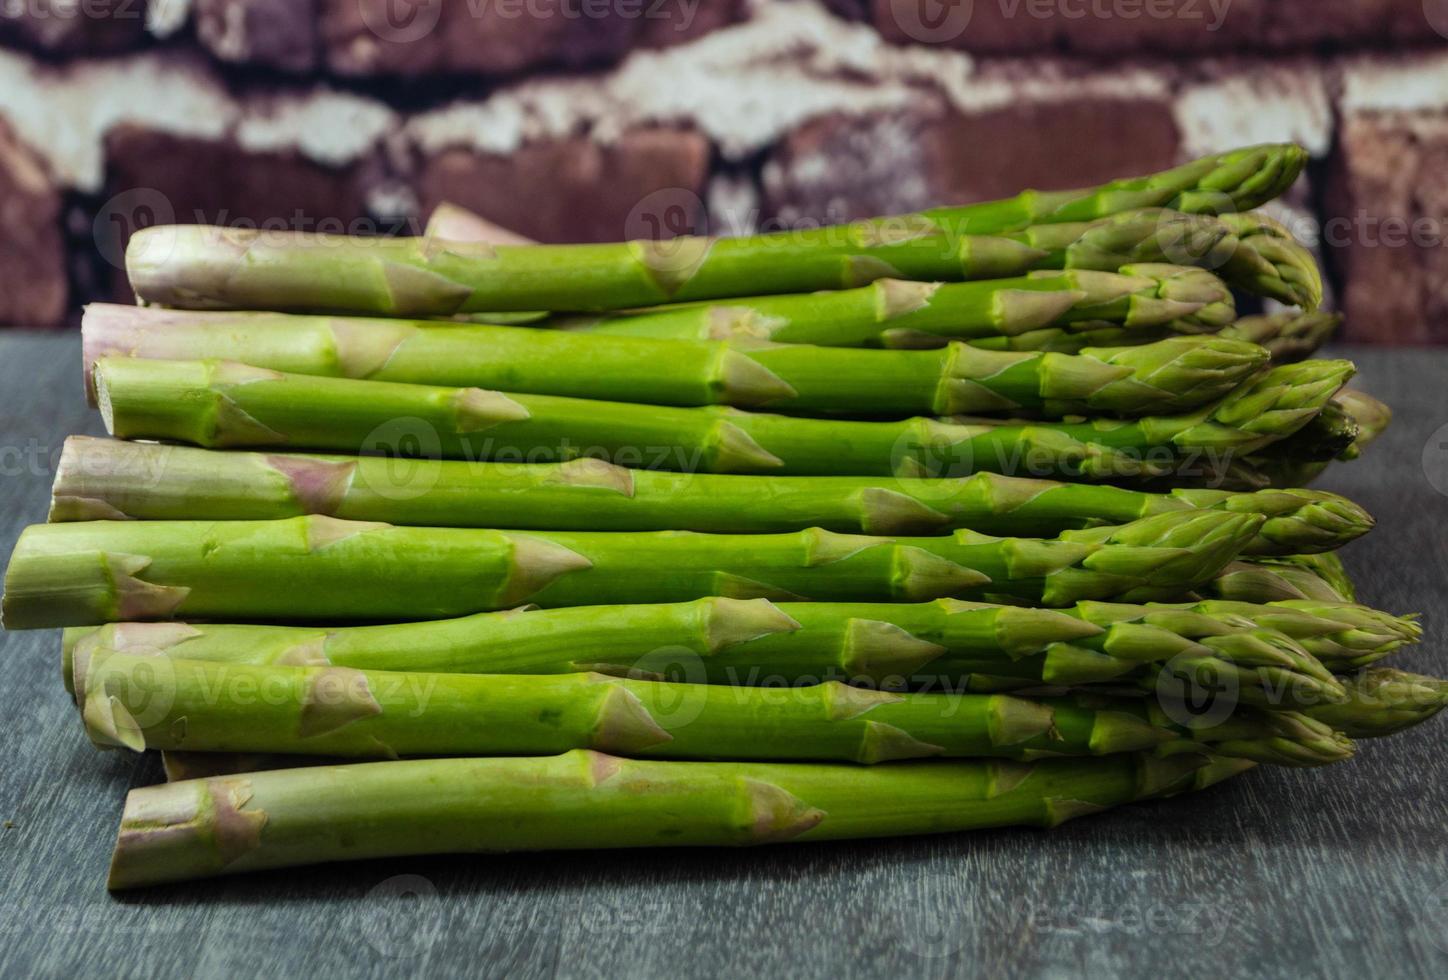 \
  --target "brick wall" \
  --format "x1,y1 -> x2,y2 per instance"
2,0 -> 1447,342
